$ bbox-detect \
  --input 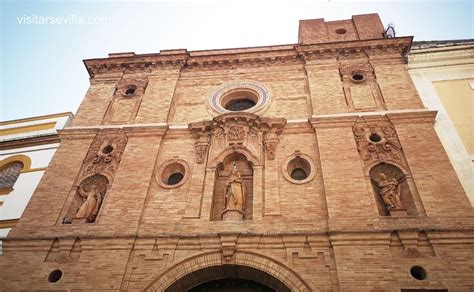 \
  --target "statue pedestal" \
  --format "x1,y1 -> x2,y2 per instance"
72,218 -> 88,224
389,209 -> 408,217
222,209 -> 244,221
